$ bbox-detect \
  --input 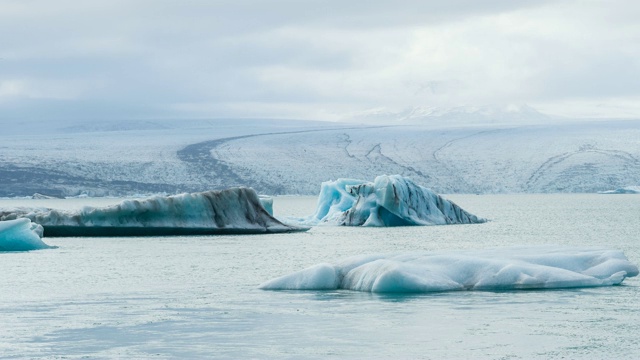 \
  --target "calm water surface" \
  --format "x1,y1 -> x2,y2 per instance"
1,194 -> 639,359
